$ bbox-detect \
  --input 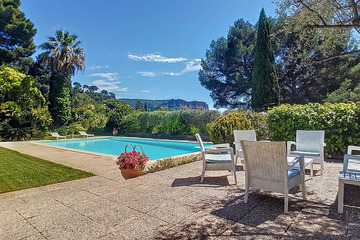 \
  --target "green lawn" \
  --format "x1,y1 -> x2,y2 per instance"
0,146 -> 95,194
